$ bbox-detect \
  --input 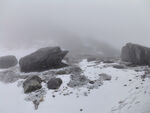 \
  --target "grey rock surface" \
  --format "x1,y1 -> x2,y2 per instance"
19,47 -> 68,72
0,55 -> 18,68
23,76 -> 42,93
47,78 -> 62,90
121,43 -> 150,65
